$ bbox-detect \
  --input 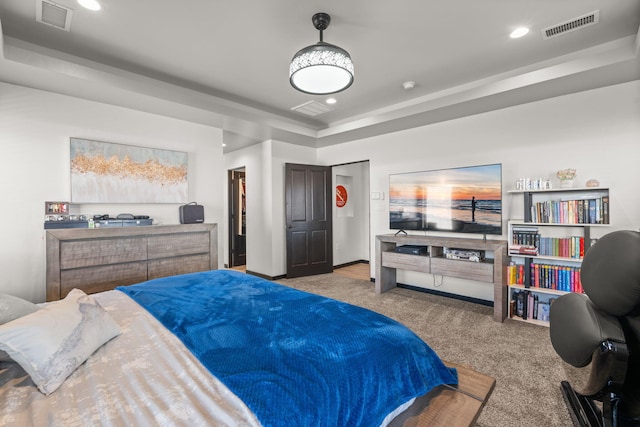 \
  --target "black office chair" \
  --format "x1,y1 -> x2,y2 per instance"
549,230 -> 640,427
